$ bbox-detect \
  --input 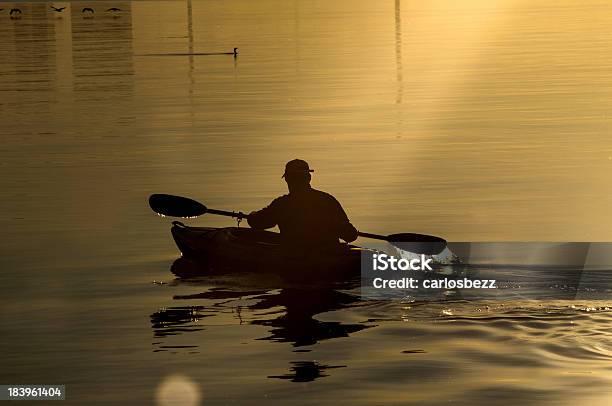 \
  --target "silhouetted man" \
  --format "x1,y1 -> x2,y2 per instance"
248,159 -> 358,249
